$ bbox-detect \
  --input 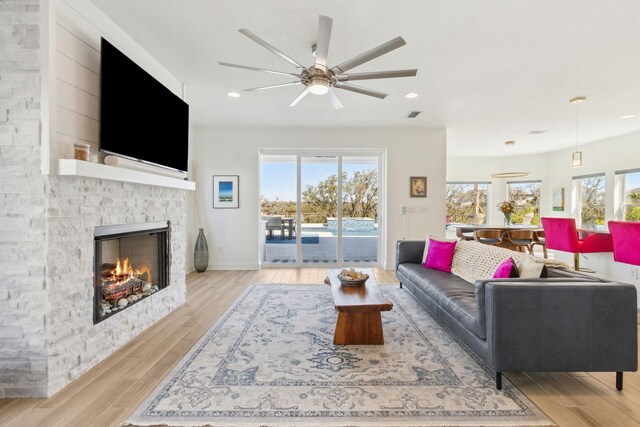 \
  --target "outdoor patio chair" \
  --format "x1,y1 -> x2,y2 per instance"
266,216 -> 284,240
